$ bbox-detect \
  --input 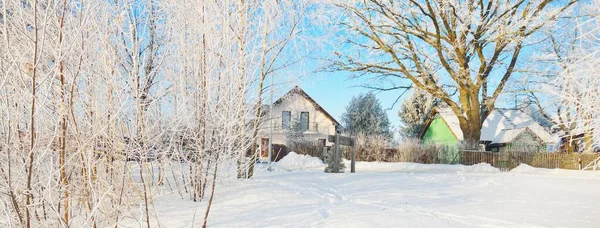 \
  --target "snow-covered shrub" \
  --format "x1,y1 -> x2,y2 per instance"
286,141 -> 326,160
390,138 -> 444,163
345,135 -> 388,162
285,120 -> 325,160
